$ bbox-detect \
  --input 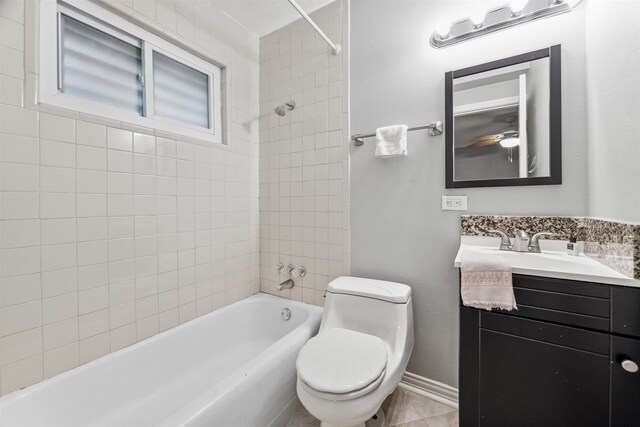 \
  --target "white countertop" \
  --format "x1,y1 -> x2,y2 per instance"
455,236 -> 640,288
